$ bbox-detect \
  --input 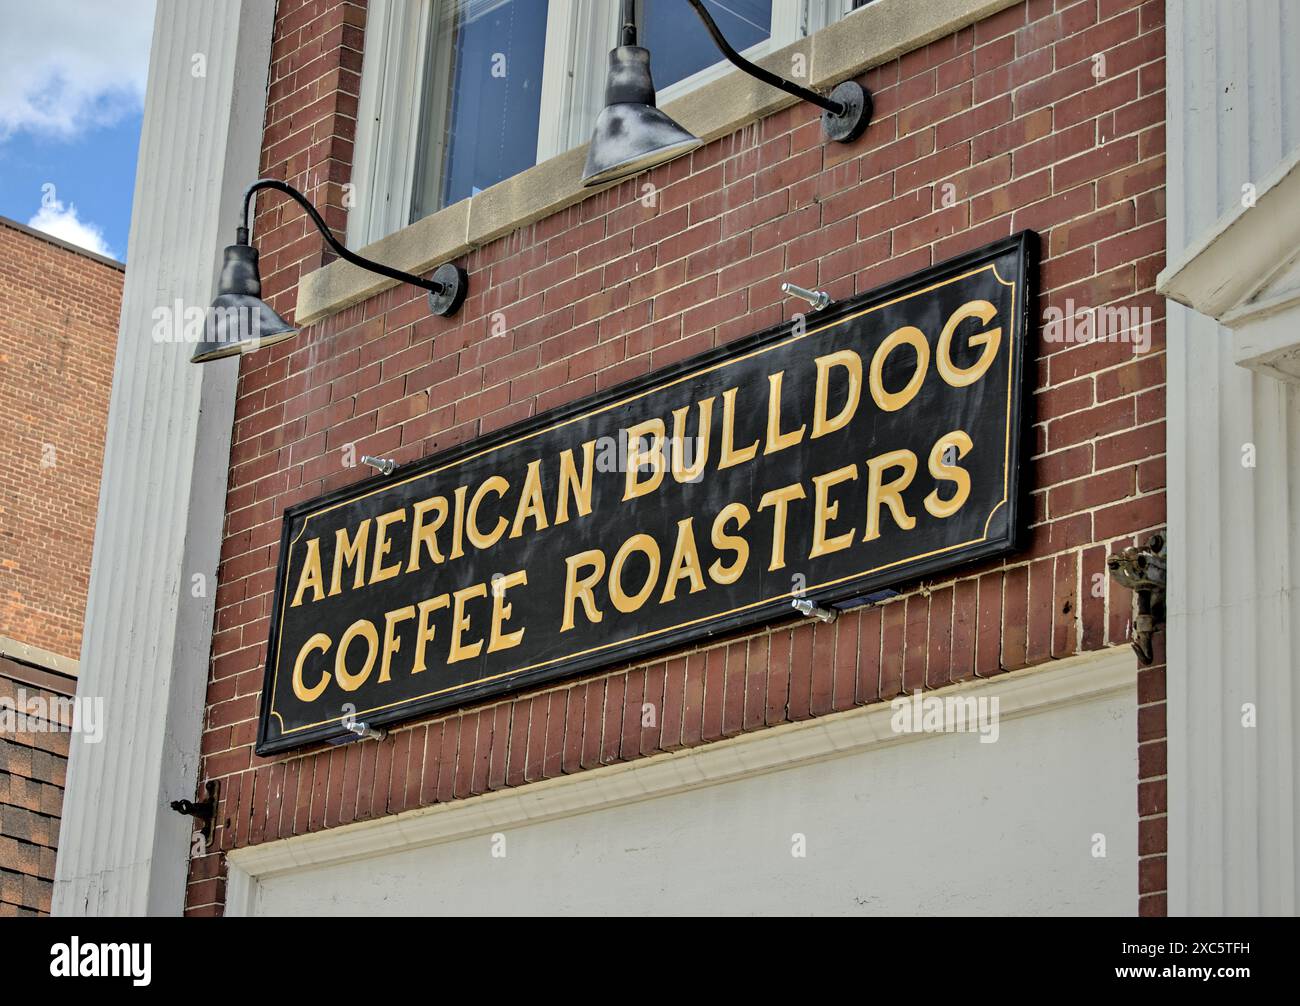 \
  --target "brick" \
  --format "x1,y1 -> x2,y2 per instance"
880,600 -> 906,697
788,623 -> 815,720
184,0 -> 1167,920
925,586 -> 954,687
